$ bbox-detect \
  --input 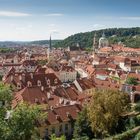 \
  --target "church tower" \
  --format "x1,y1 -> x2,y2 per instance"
93,32 -> 97,53
47,47 -> 50,62
98,32 -> 109,48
